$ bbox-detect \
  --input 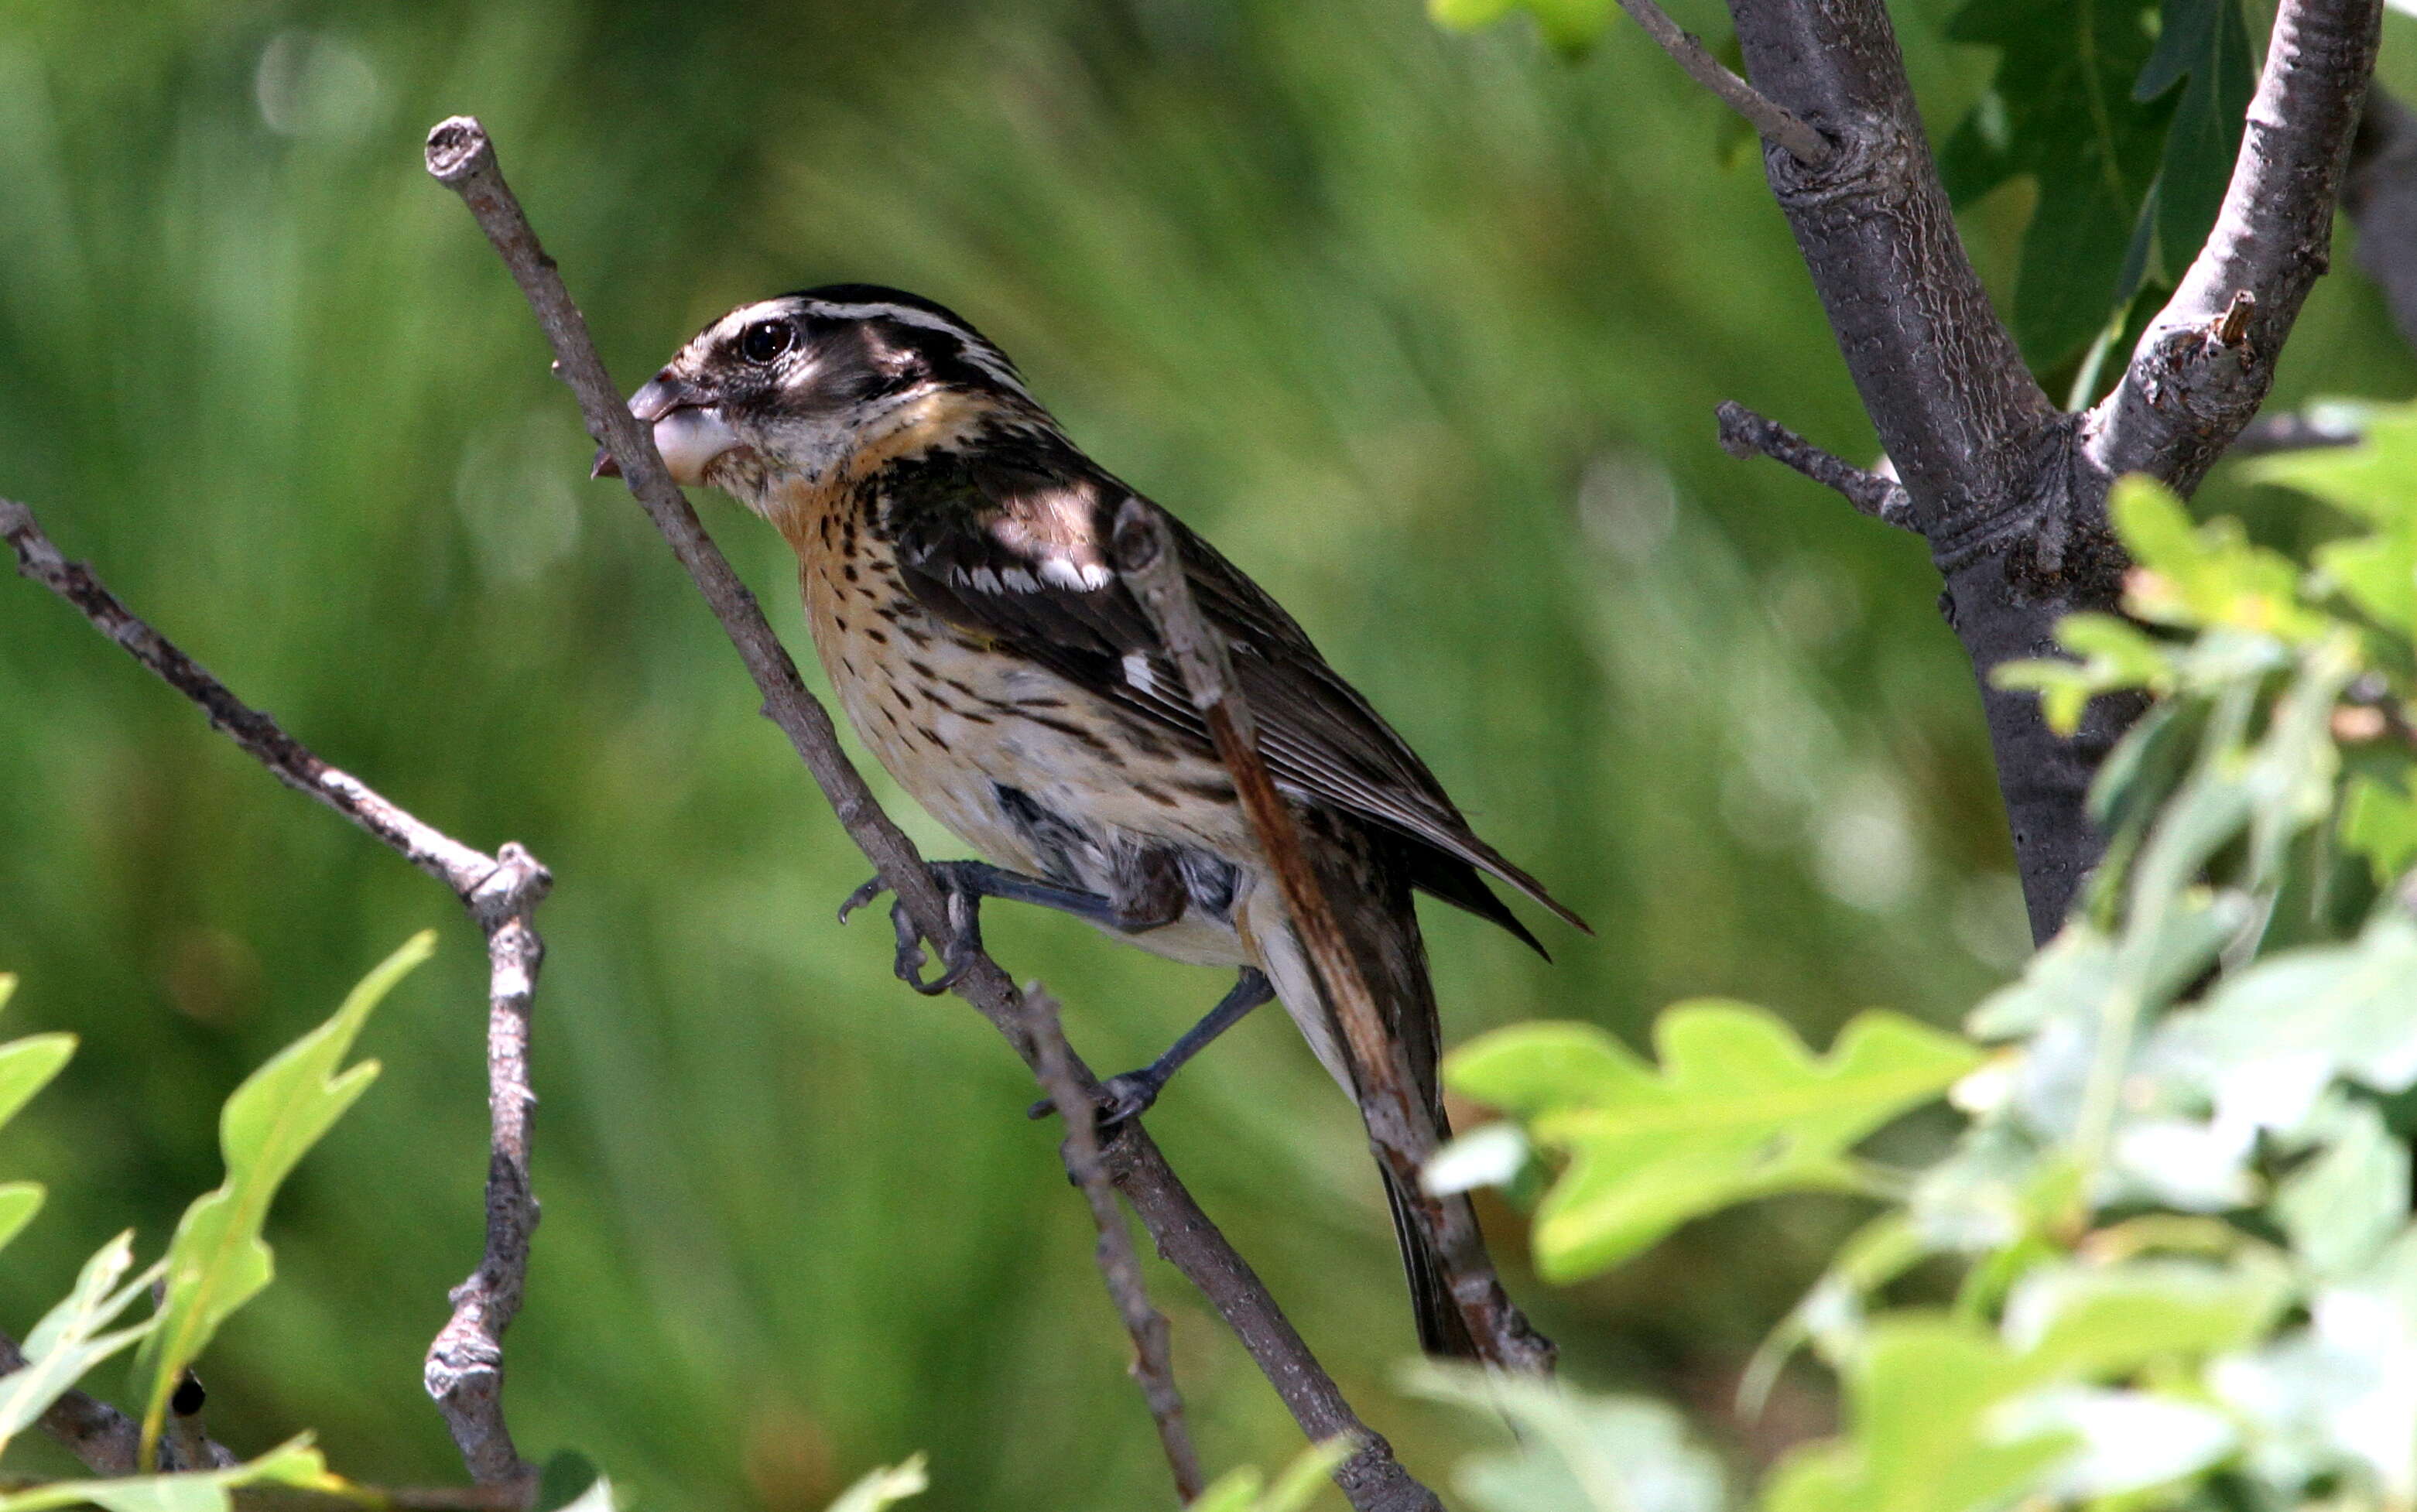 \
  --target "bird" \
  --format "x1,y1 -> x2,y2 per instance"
602,284 -> 1586,1360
